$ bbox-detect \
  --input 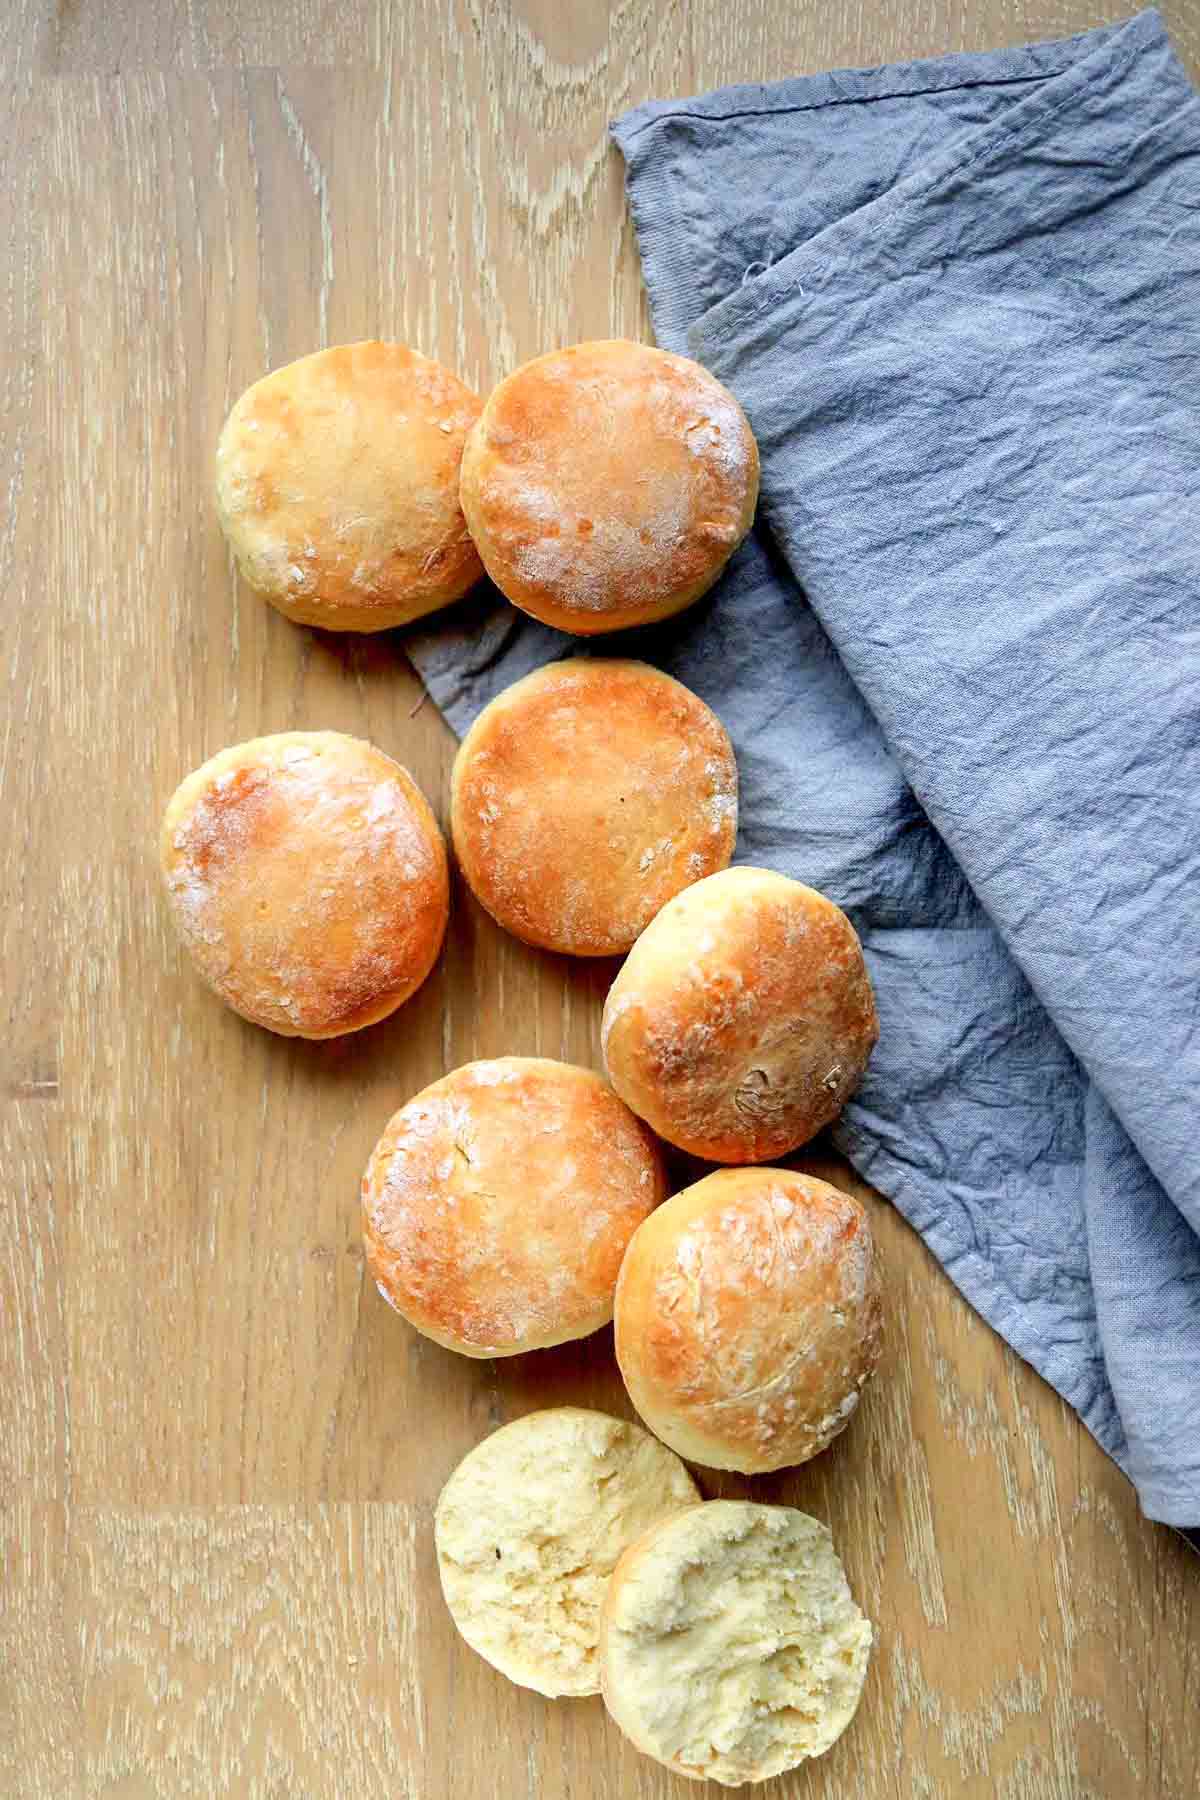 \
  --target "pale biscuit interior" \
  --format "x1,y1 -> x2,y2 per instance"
600,1500 -> 872,1786
435,1408 -> 699,1698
